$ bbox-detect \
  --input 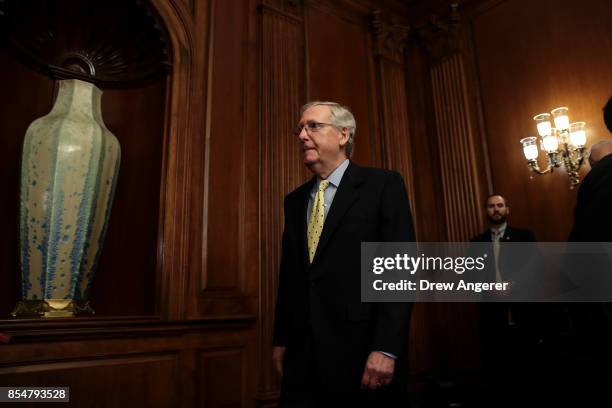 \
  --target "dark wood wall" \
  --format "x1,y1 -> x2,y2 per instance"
2,0 -> 611,406
468,0 -> 612,241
